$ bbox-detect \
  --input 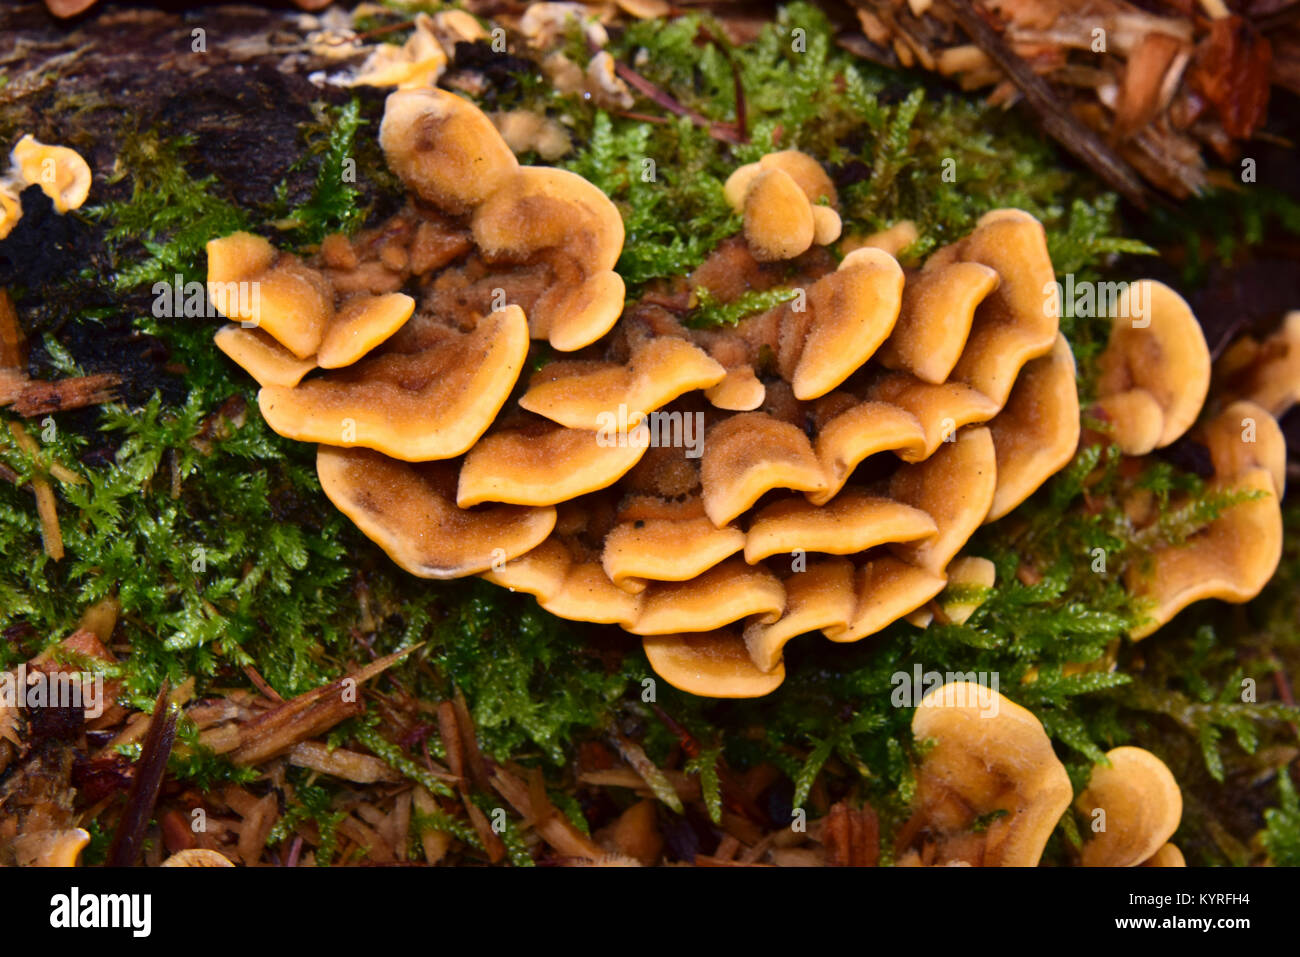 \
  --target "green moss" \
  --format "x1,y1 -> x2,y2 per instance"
1261,769 -> 1300,866
688,286 -> 800,328
562,111 -> 741,288
272,98 -> 370,245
